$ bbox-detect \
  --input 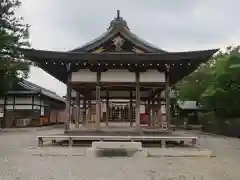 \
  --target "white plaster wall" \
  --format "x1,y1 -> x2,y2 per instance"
34,97 -> 41,105
0,106 -> 3,117
7,105 -> 32,110
5,96 -> 42,110
41,107 -> 44,116
15,97 -> 32,104
40,100 -> 44,107
161,105 -> 166,114
6,96 -> 13,104
140,70 -> 165,82
140,105 -> 145,113
0,99 -> 4,105
33,105 -> 41,110
71,70 -> 97,82
101,70 -> 135,82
